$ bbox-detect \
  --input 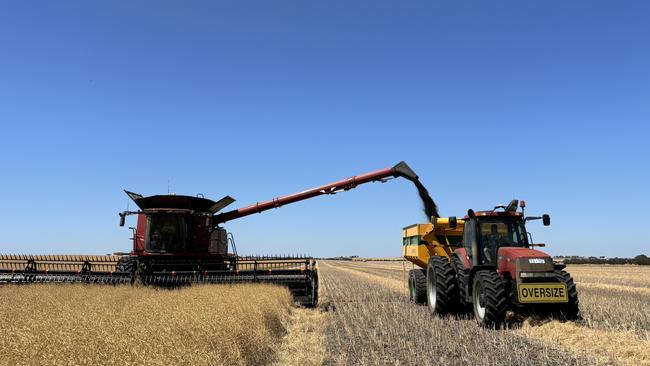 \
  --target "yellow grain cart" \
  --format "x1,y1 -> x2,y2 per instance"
402,217 -> 464,268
